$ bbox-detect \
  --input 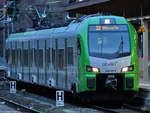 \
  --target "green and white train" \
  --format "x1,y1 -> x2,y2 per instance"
6,15 -> 139,97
